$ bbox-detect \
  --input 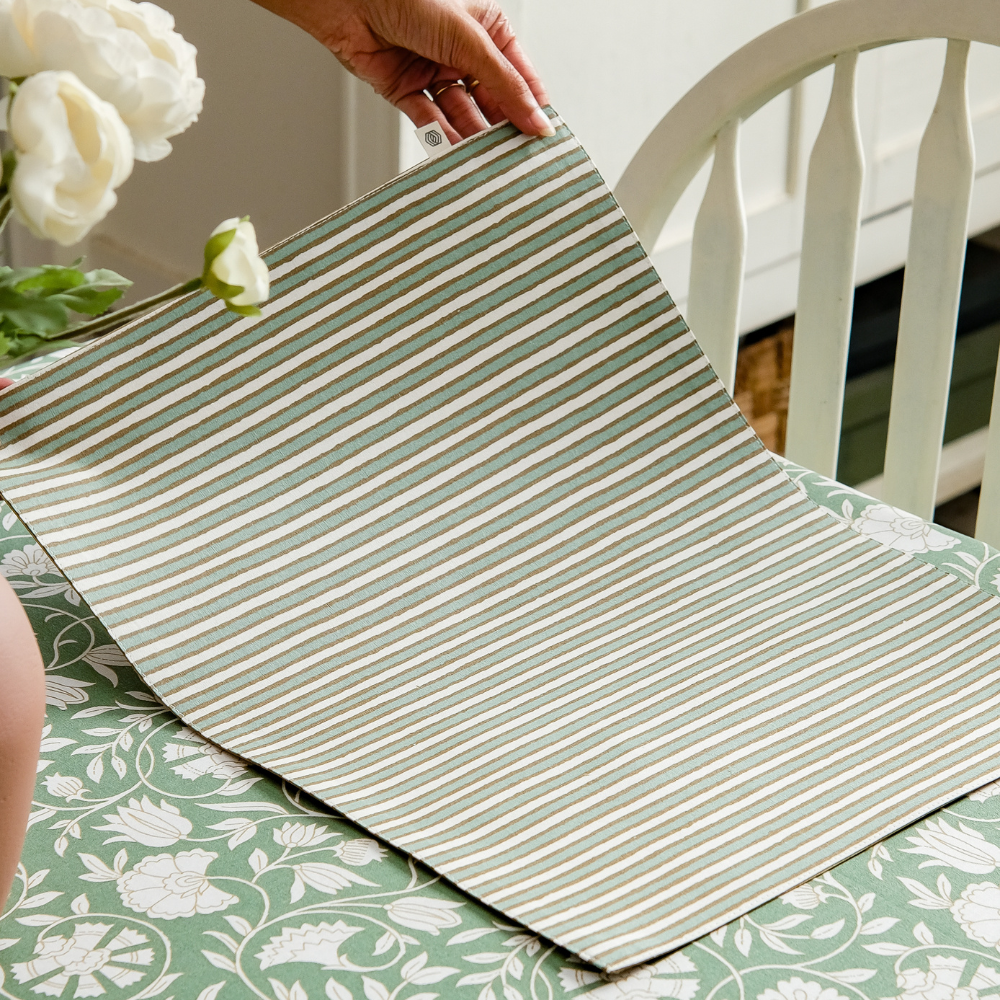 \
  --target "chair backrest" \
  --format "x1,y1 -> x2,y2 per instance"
613,0 -> 1000,543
